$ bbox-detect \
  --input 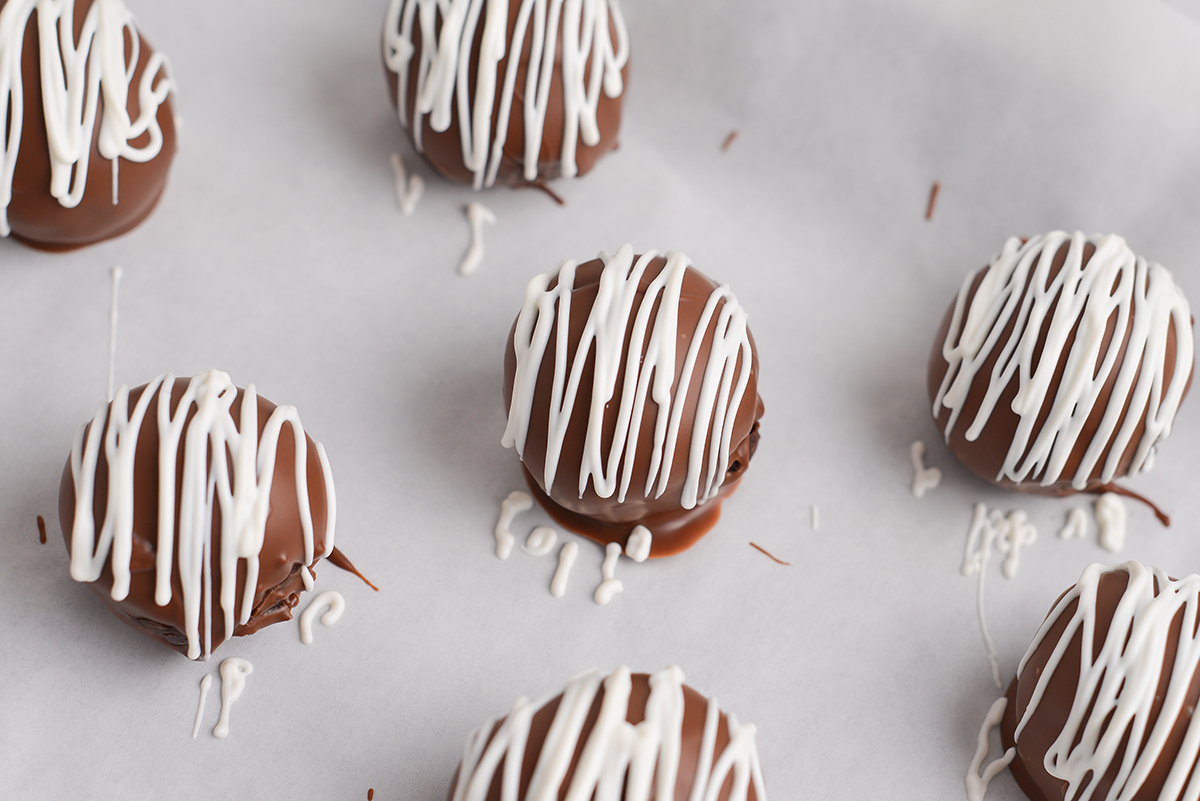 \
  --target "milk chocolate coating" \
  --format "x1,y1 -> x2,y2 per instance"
447,672 -> 760,801
4,0 -> 176,251
57,381 -> 330,658
504,256 -> 763,557
928,240 -> 1193,497
383,2 -> 626,186
999,568 -> 1200,801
